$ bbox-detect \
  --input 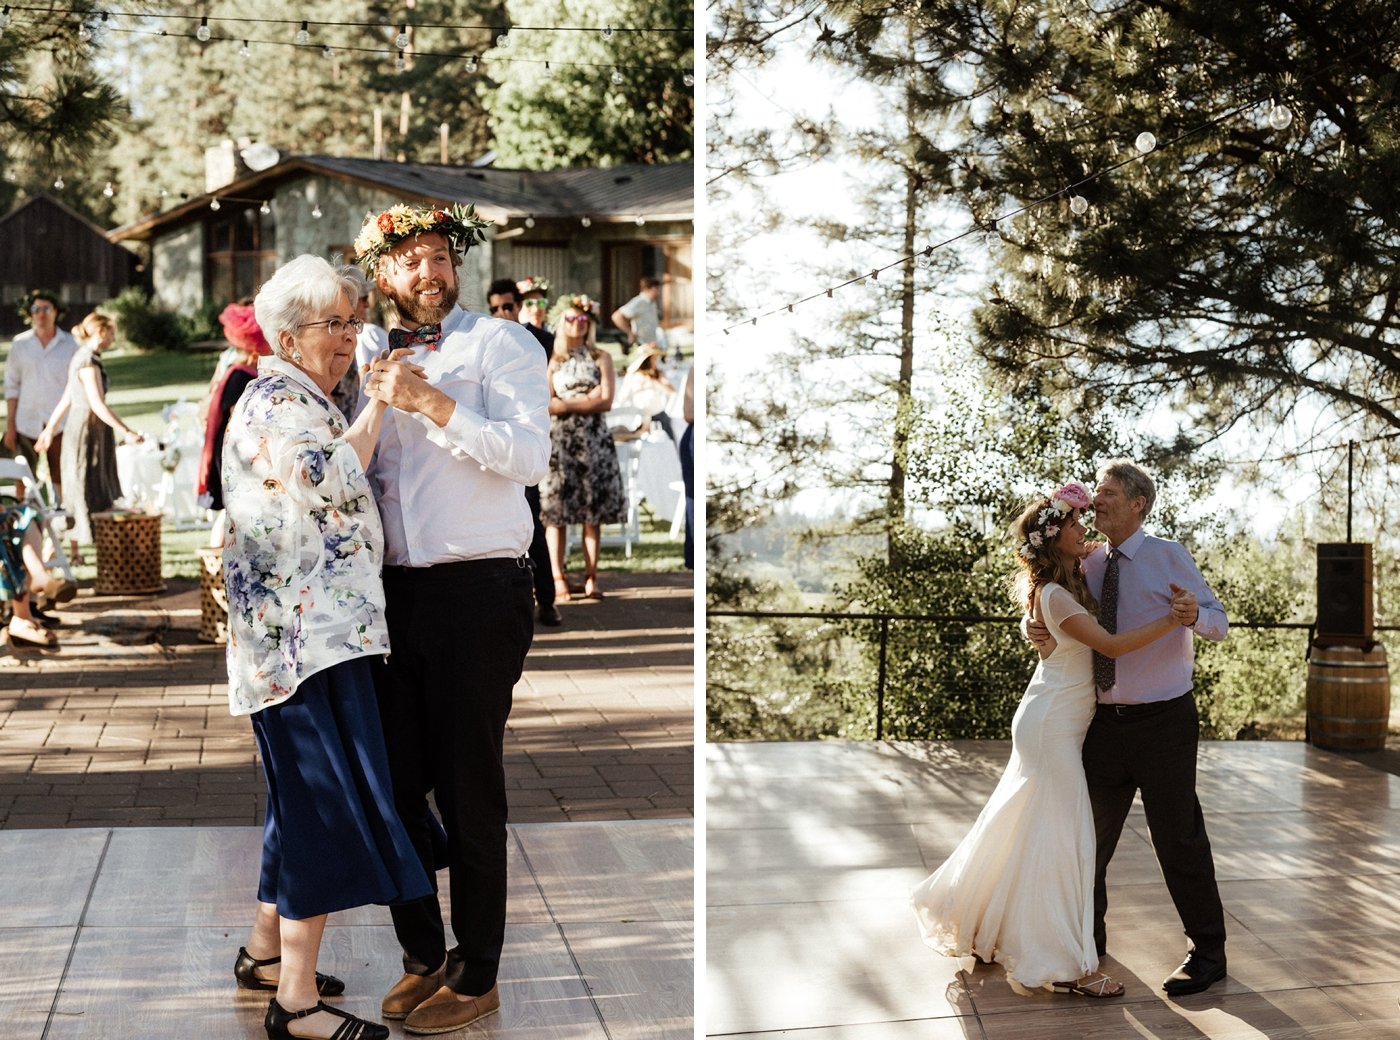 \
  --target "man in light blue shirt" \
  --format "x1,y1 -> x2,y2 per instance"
1081,459 -> 1228,996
